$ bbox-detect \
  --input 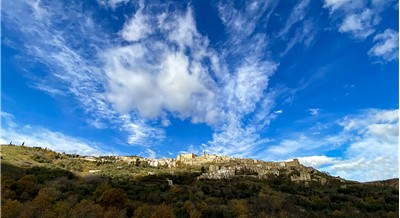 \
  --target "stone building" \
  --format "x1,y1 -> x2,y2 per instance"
177,153 -> 197,162
176,152 -> 221,165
